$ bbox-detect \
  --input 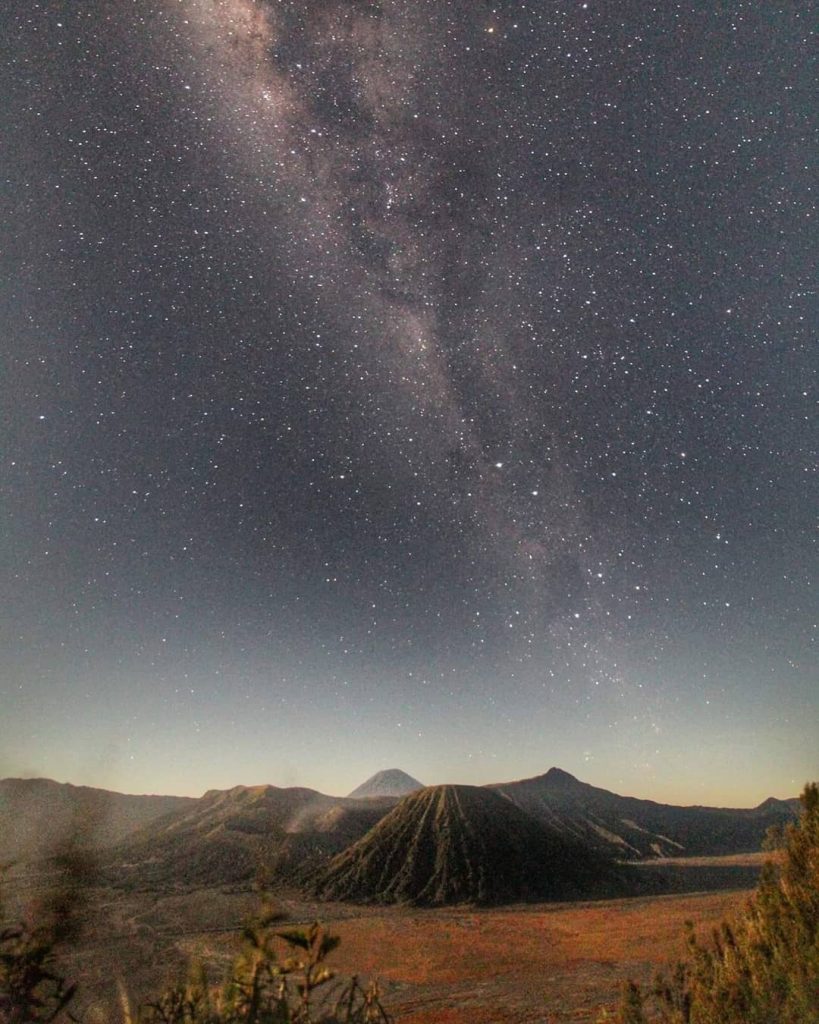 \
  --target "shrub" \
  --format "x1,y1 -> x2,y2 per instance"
131,906 -> 390,1023
1,873 -> 390,1024
610,782 -> 819,1024
0,880 -> 77,1023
